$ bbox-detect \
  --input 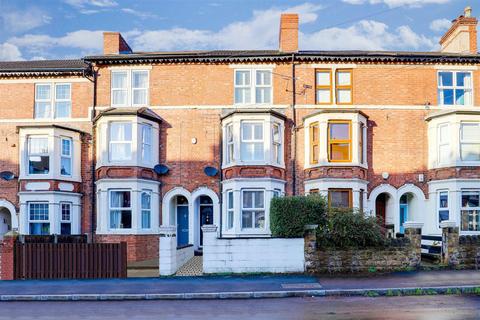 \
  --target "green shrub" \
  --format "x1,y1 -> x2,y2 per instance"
317,208 -> 386,248
270,194 -> 327,238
